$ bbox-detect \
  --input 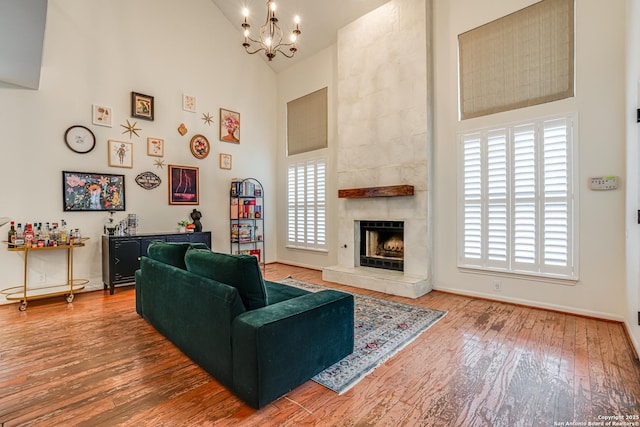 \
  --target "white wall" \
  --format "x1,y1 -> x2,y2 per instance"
275,45 -> 339,269
433,0 -> 628,320
0,0 -> 277,301
625,0 -> 640,354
